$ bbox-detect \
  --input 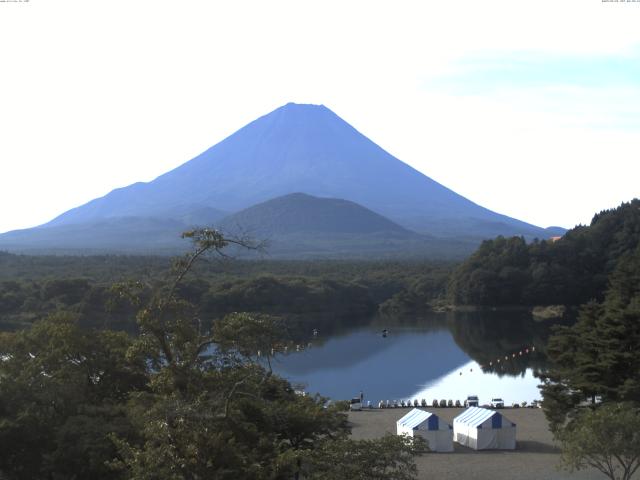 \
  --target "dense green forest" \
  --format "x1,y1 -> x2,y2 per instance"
0,251 -> 452,332
447,199 -> 640,306
534,243 -> 640,479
